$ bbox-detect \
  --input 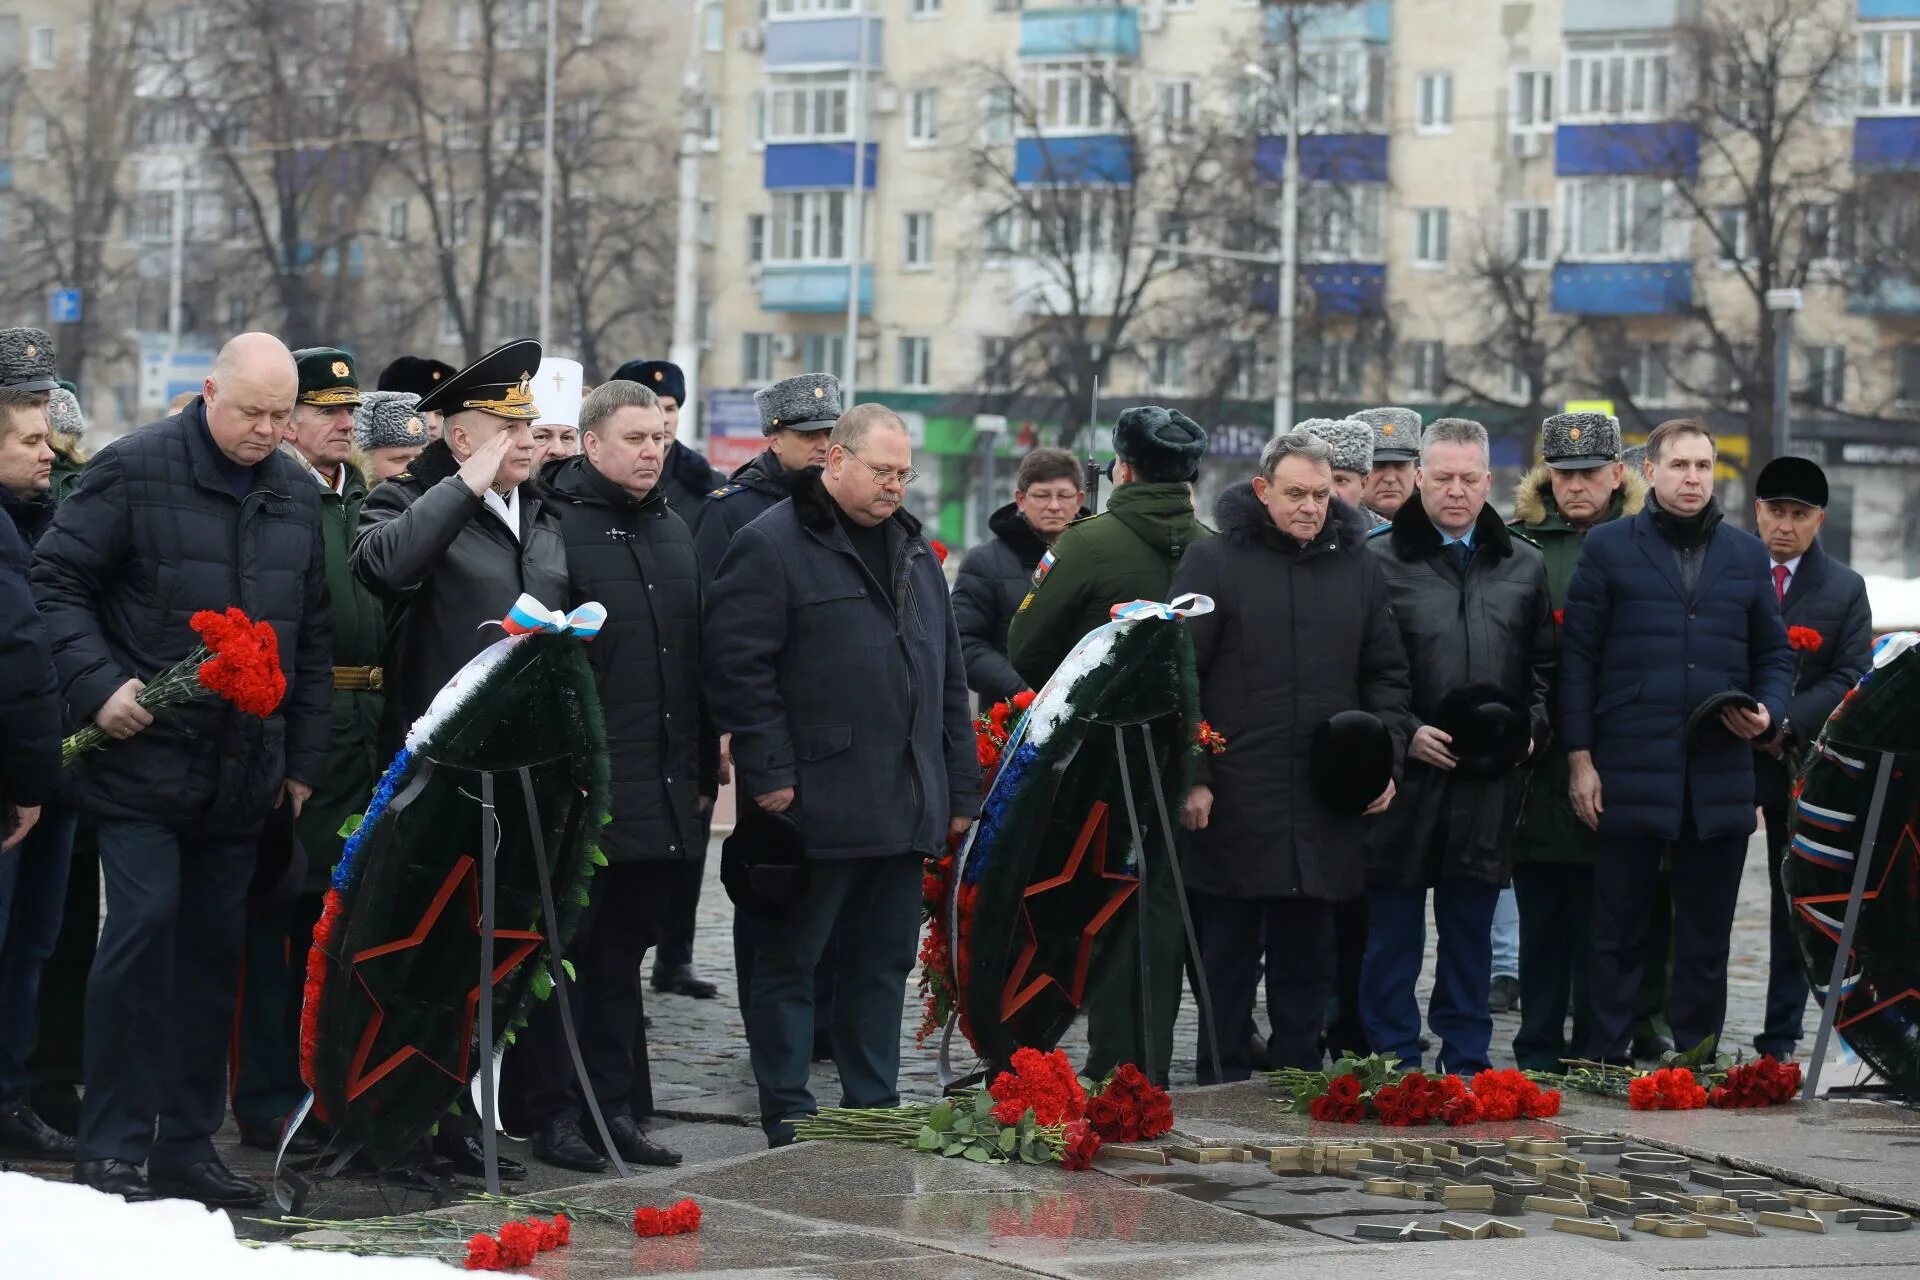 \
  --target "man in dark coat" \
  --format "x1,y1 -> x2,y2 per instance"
1562,418 -> 1794,1064
0,331 -> 70,1161
1006,406 -> 1210,1082
352,338 -> 566,1179
953,447 -> 1084,702
522,379 -> 716,1173
705,403 -> 977,1146
33,333 -> 331,1207
1505,412 -> 1644,1070
1172,430 -> 1410,1078
1362,418 -> 1553,1076
609,358 -> 725,1002
1747,455 -> 1873,1060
